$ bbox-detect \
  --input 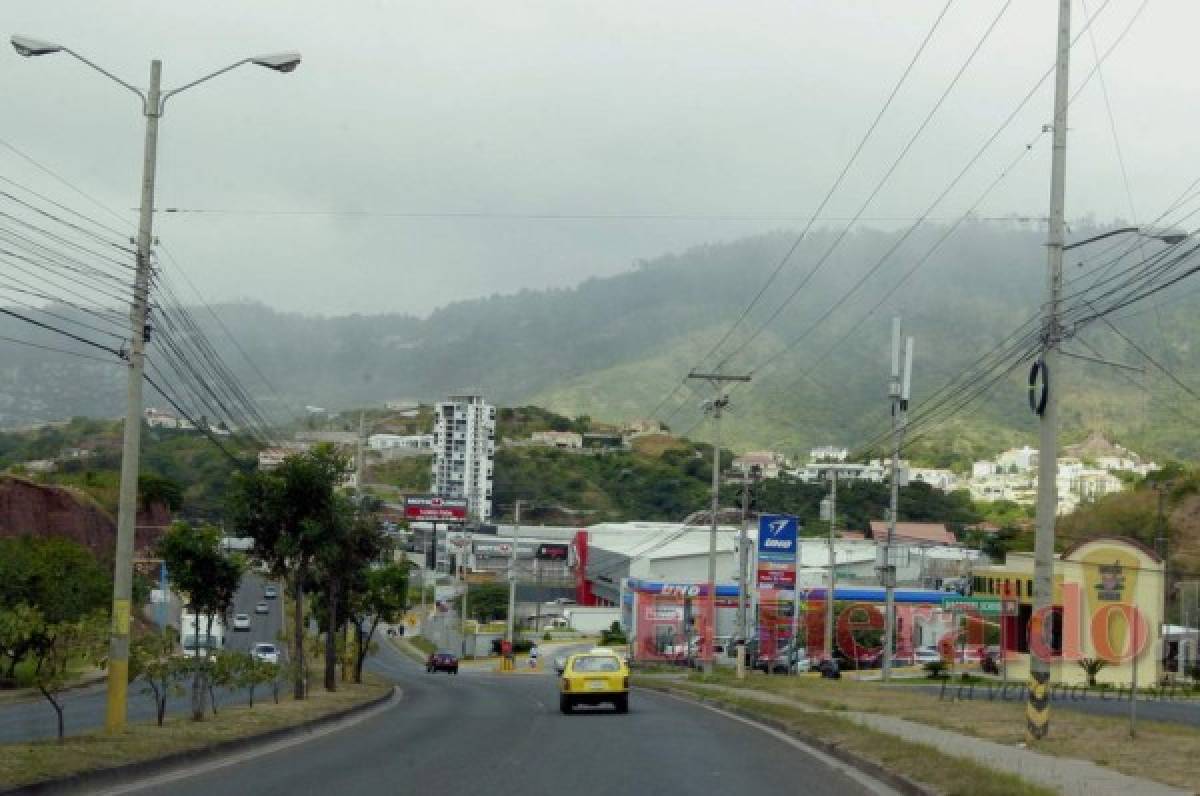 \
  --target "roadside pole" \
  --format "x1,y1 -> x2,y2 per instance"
823,470 -> 838,664
688,370 -> 750,675
504,501 -> 521,671
883,325 -> 913,682
1028,0 -> 1071,744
